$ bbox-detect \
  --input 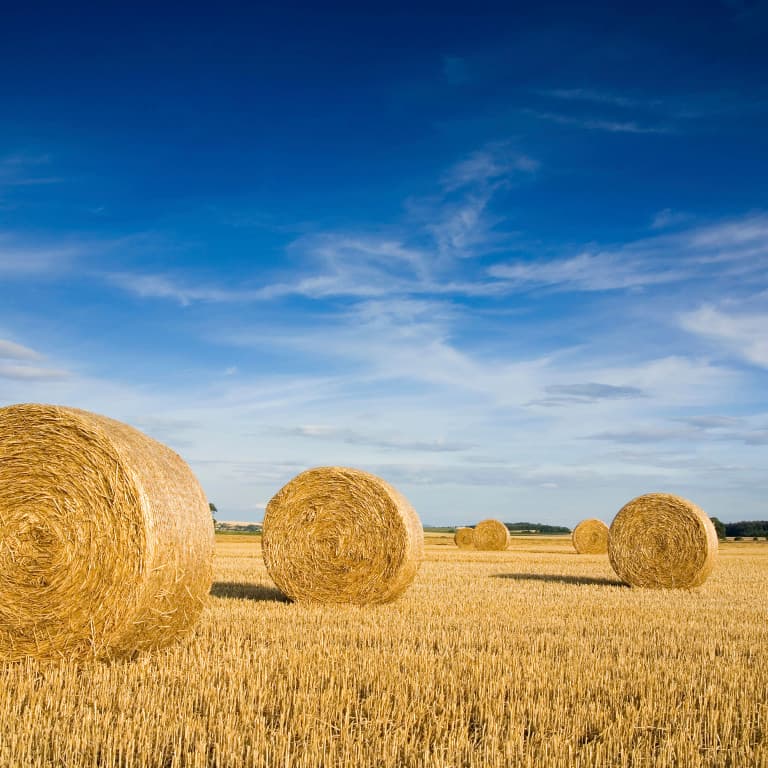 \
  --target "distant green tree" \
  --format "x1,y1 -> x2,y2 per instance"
710,517 -> 726,540
725,520 -> 768,538
209,502 -> 218,527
